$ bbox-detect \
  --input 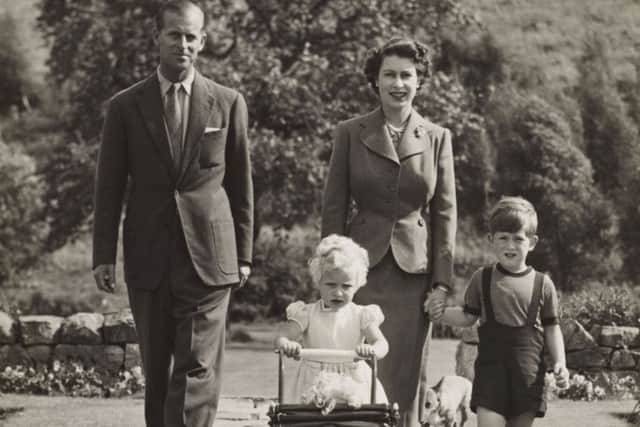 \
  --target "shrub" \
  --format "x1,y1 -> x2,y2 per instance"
560,284 -> 640,330
229,226 -> 318,322
486,86 -> 617,290
545,372 -> 606,402
576,33 -> 640,283
8,291 -> 103,317
0,407 -> 24,421
0,362 -> 144,398
0,12 -> 32,113
0,141 -> 47,285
